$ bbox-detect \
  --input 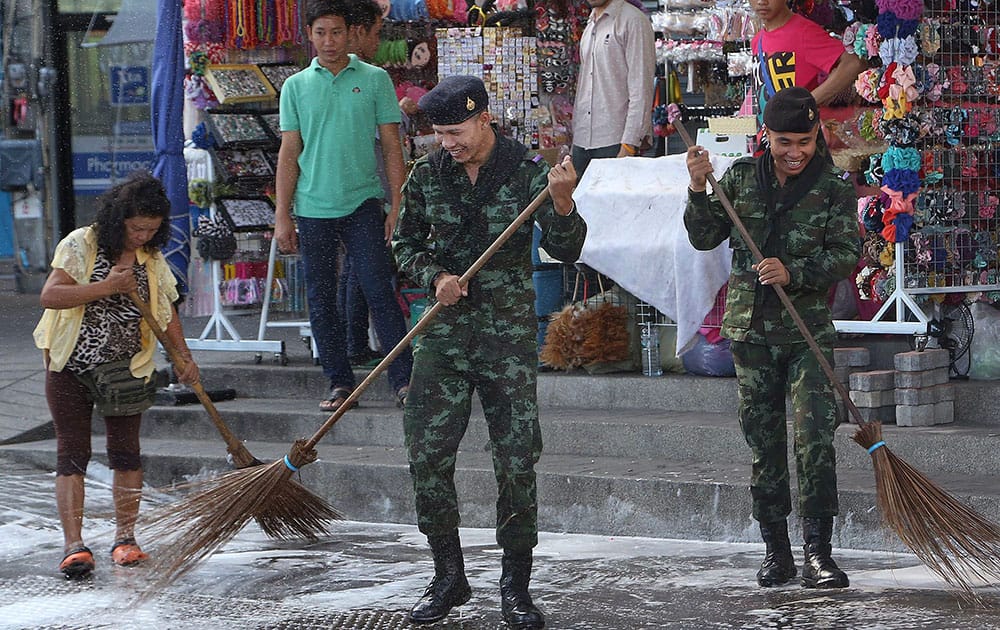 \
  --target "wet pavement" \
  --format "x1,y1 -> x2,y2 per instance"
1,455 -> 998,629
